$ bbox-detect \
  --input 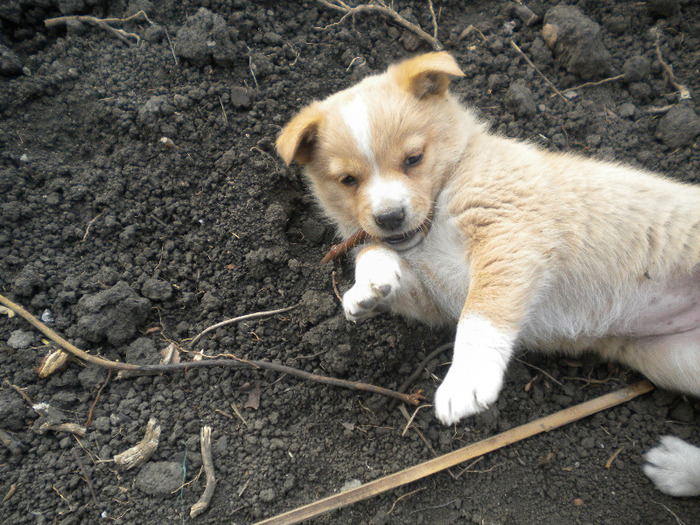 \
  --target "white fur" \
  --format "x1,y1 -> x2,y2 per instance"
400,190 -> 470,320
435,315 -> 516,424
365,176 -> 411,218
339,97 -> 375,166
343,247 -> 403,321
643,436 -> 700,496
